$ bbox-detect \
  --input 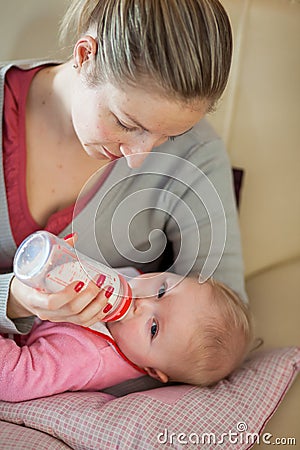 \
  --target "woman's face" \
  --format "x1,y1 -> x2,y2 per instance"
71,77 -> 208,168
